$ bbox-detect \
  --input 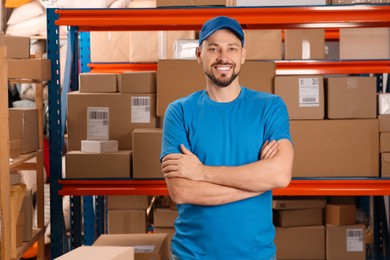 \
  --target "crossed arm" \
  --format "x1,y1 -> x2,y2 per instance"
161,139 -> 294,206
